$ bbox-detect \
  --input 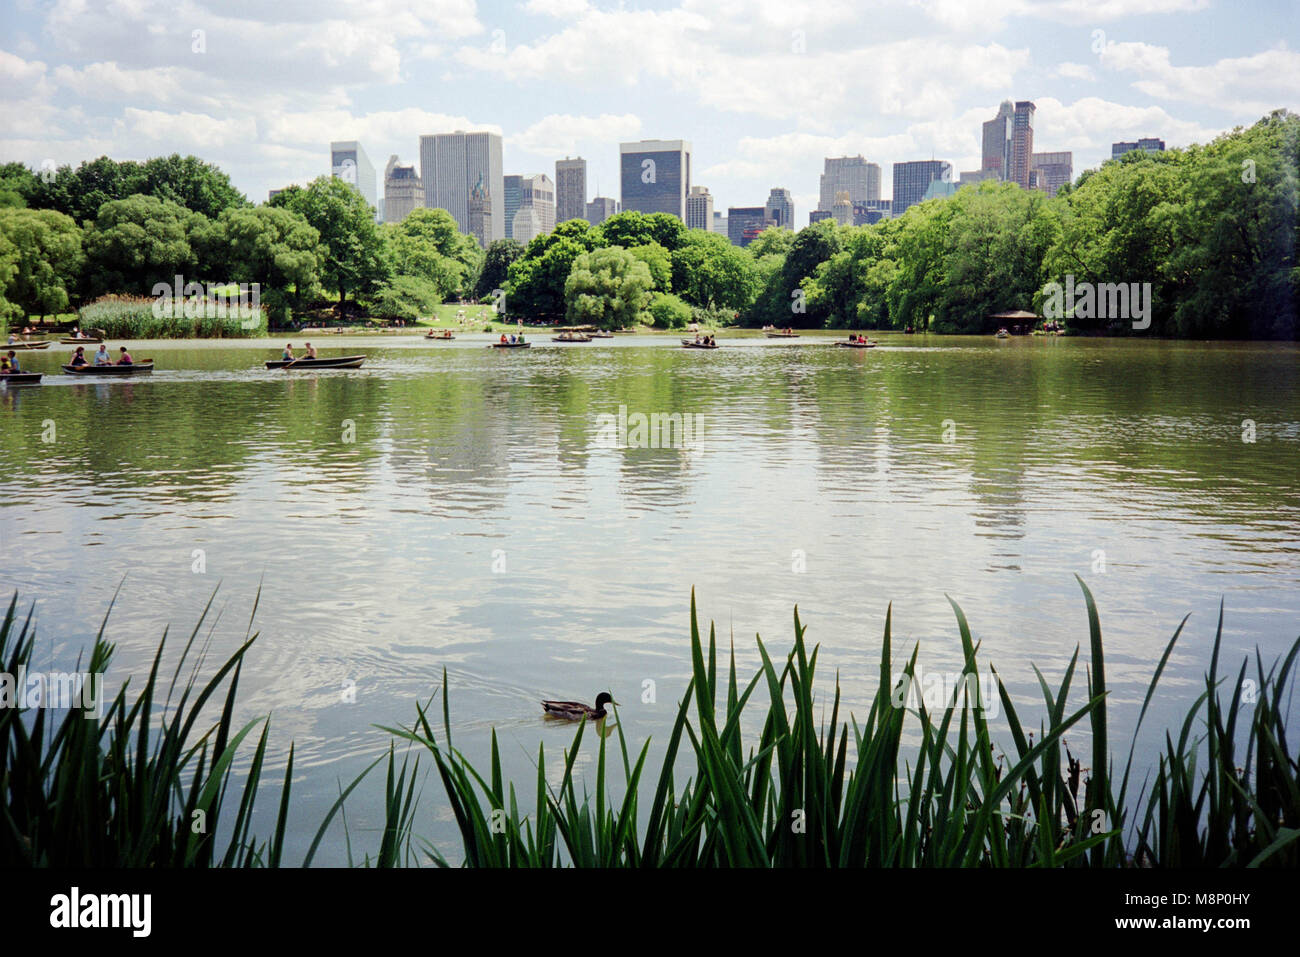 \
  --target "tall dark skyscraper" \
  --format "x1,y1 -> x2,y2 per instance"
619,140 -> 691,220
1010,101 -> 1036,188
892,160 -> 953,216
555,157 -> 587,224
503,174 -> 523,240
981,101 -> 1014,180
